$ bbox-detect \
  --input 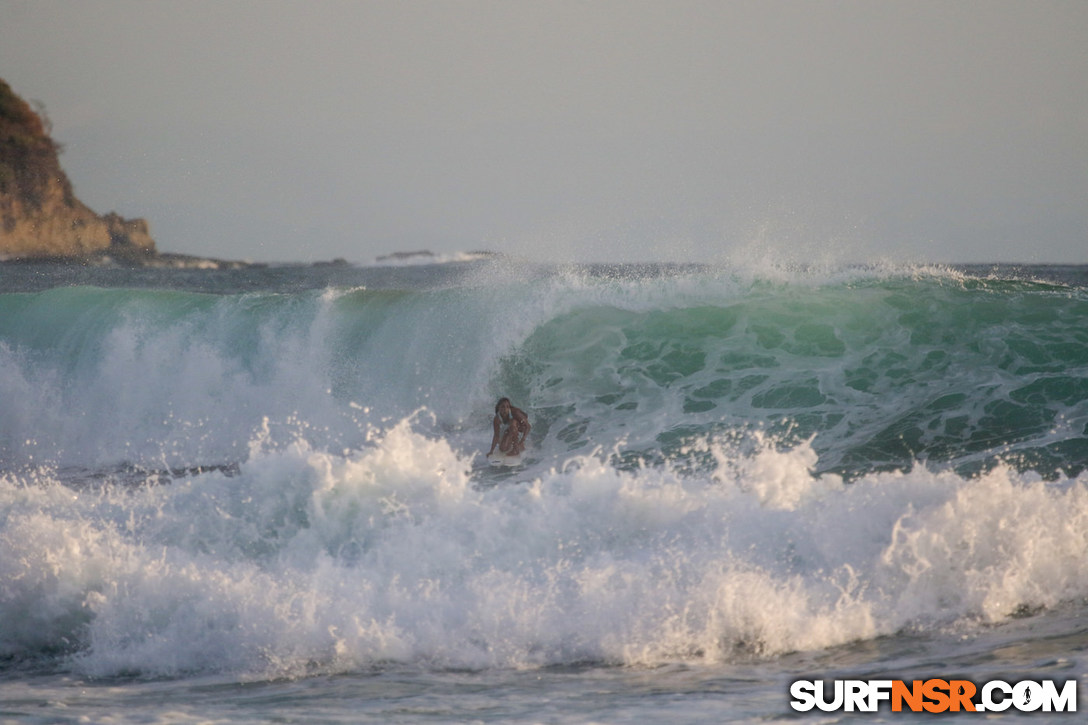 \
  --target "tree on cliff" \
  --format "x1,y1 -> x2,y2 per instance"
0,77 -> 156,260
